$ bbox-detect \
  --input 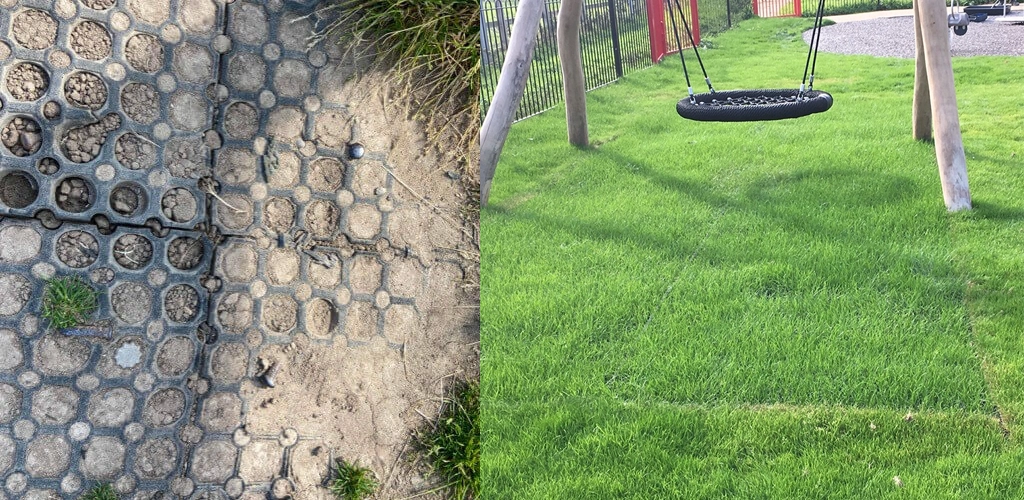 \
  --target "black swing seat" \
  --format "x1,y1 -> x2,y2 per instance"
676,89 -> 833,122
